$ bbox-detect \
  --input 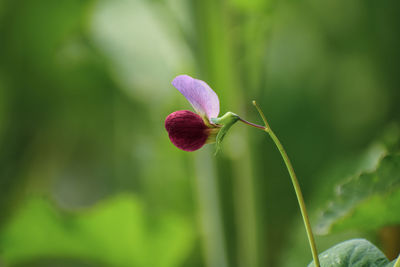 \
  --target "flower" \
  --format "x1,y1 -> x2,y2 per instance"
165,75 -> 221,151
